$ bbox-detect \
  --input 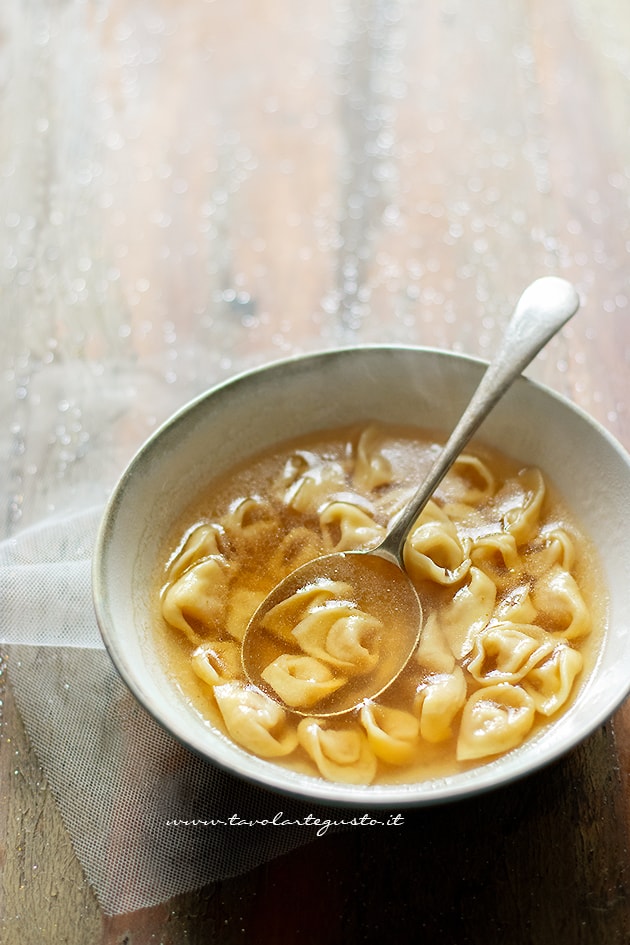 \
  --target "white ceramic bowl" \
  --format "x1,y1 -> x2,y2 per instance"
92,346 -> 630,807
